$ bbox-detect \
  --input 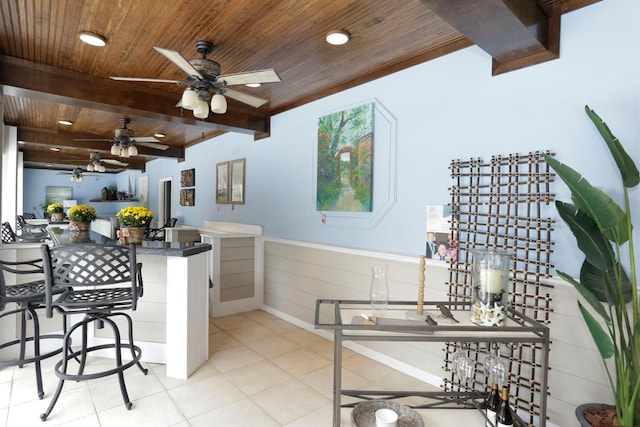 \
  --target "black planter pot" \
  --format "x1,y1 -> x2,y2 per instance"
575,403 -> 609,427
